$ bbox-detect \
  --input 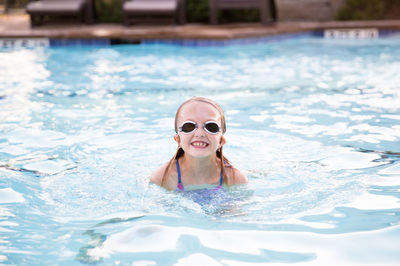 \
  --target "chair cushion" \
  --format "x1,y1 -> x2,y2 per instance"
123,0 -> 178,14
26,0 -> 86,14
